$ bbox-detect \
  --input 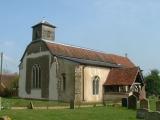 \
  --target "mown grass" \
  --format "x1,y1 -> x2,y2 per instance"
1,97 -> 68,108
0,96 -> 158,120
0,106 -> 136,120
